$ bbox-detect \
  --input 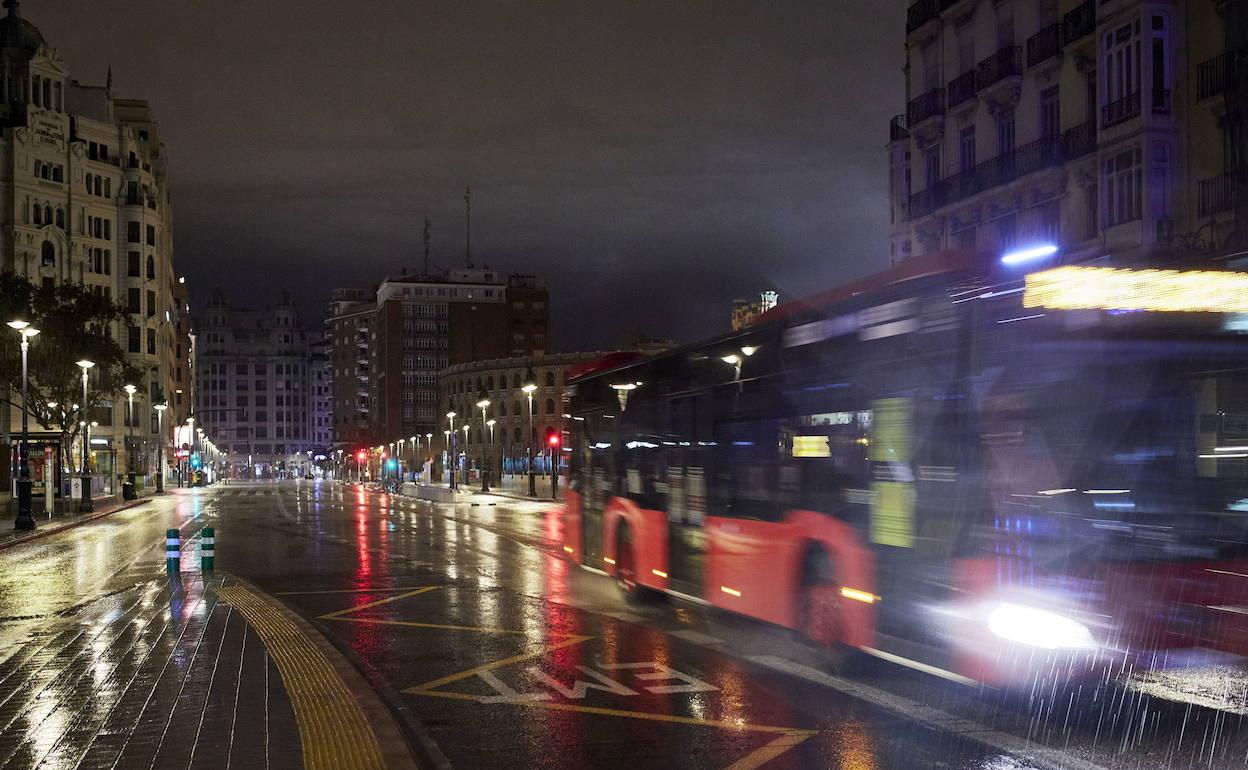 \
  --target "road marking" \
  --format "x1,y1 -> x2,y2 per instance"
670,629 -> 724,645
276,586 -> 435,596
410,635 -> 593,691
861,646 -> 977,686
217,583 -> 388,770
725,731 -> 817,770
746,654 -> 1109,770
319,586 -> 439,619
325,616 -> 535,635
